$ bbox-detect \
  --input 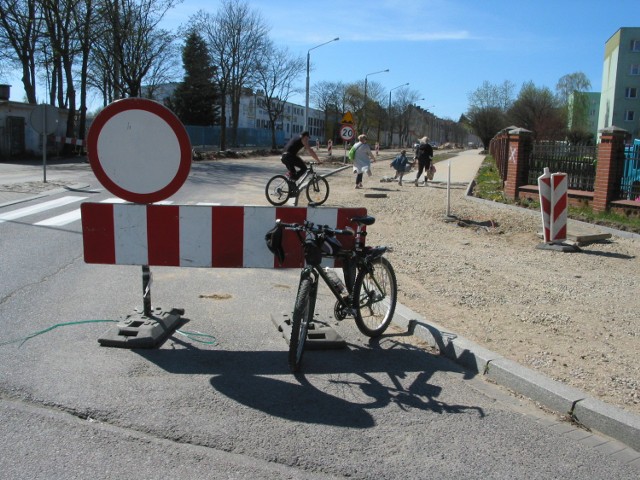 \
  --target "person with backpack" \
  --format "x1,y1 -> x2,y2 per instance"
349,134 -> 376,189
413,136 -> 434,186
390,149 -> 409,186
